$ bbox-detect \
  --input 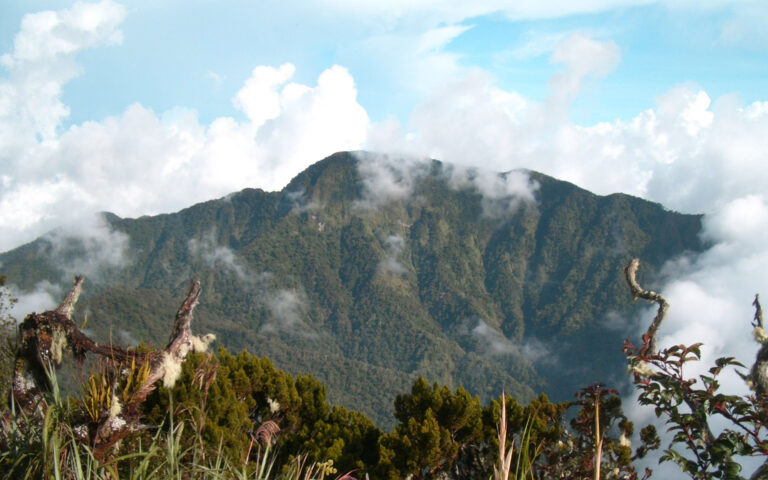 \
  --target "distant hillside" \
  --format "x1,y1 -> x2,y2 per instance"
0,151 -> 703,427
